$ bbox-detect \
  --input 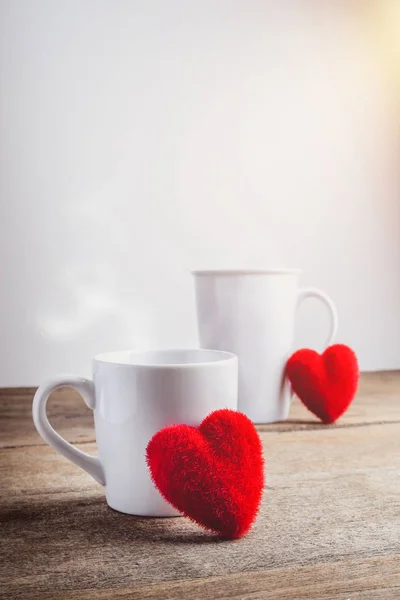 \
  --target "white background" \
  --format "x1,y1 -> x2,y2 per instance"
1,0 -> 399,385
